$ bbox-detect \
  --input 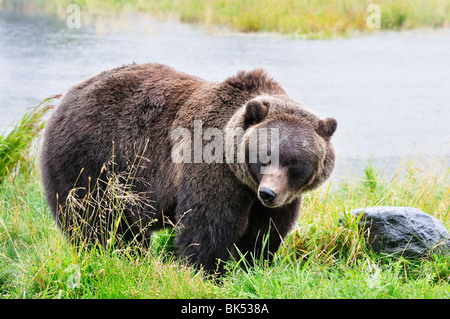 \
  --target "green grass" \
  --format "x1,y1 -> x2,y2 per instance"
0,95 -> 59,184
5,0 -> 450,38
1,155 -> 449,299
